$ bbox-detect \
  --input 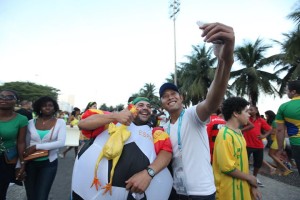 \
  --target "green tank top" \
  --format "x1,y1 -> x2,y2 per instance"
34,129 -> 50,161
